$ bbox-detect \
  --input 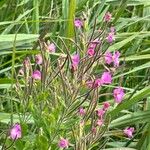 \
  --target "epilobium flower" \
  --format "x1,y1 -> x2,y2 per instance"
110,26 -> 115,33
96,119 -> 103,126
104,12 -> 112,22
101,72 -> 112,84
124,127 -> 134,138
74,19 -> 83,28
58,138 -> 69,149
32,70 -> 41,80
103,102 -> 110,111
86,80 -> 93,88
10,123 -> 21,140
87,48 -> 95,57
113,87 -> 125,103
94,78 -> 102,88
78,107 -> 85,116
97,109 -> 105,118
113,51 -> 120,67
106,32 -> 115,43
35,54 -> 42,65
105,52 -> 113,65
71,53 -> 80,70
105,51 -> 120,67
48,43 -> 56,53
